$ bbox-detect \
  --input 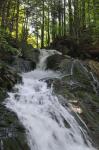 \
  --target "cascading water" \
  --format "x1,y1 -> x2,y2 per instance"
37,49 -> 62,69
4,49 -> 96,150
